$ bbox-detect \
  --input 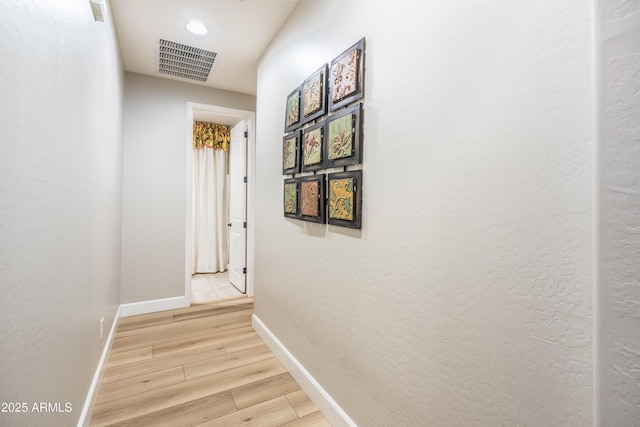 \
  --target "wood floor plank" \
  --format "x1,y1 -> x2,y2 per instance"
172,302 -> 254,322
151,326 -> 255,357
105,346 -> 153,369
114,308 -> 253,341
91,358 -> 286,426
285,390 -> 320,418
117,313 -> 174,332
111,312 -> 253,352
102,342 -> 226,384
122,299 -> 231,320
231,372 -> 301,410
209,296 -> 253,308
115,297 -> 251,332
280,411 -> 332,427
183,344 -> 275,381
105,390 -> 237,427
95,366 -> 186,404
190,295 -> 253,309
222,332 -> 266,354
198,396 -> 298,427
